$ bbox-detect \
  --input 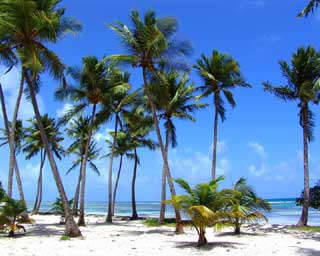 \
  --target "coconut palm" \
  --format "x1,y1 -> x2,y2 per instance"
170,177 -> 227,246
224,178 -> 271,234
123,108 -> 157,219
65,116 -> 101,215
23,114 -> 64,214
263,46 -> 320,226
150,71 -> 206,224
0,0 -> 82,236
298,0 -> 320,17
107,9 -> 192,233
194,50 -> 250,180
